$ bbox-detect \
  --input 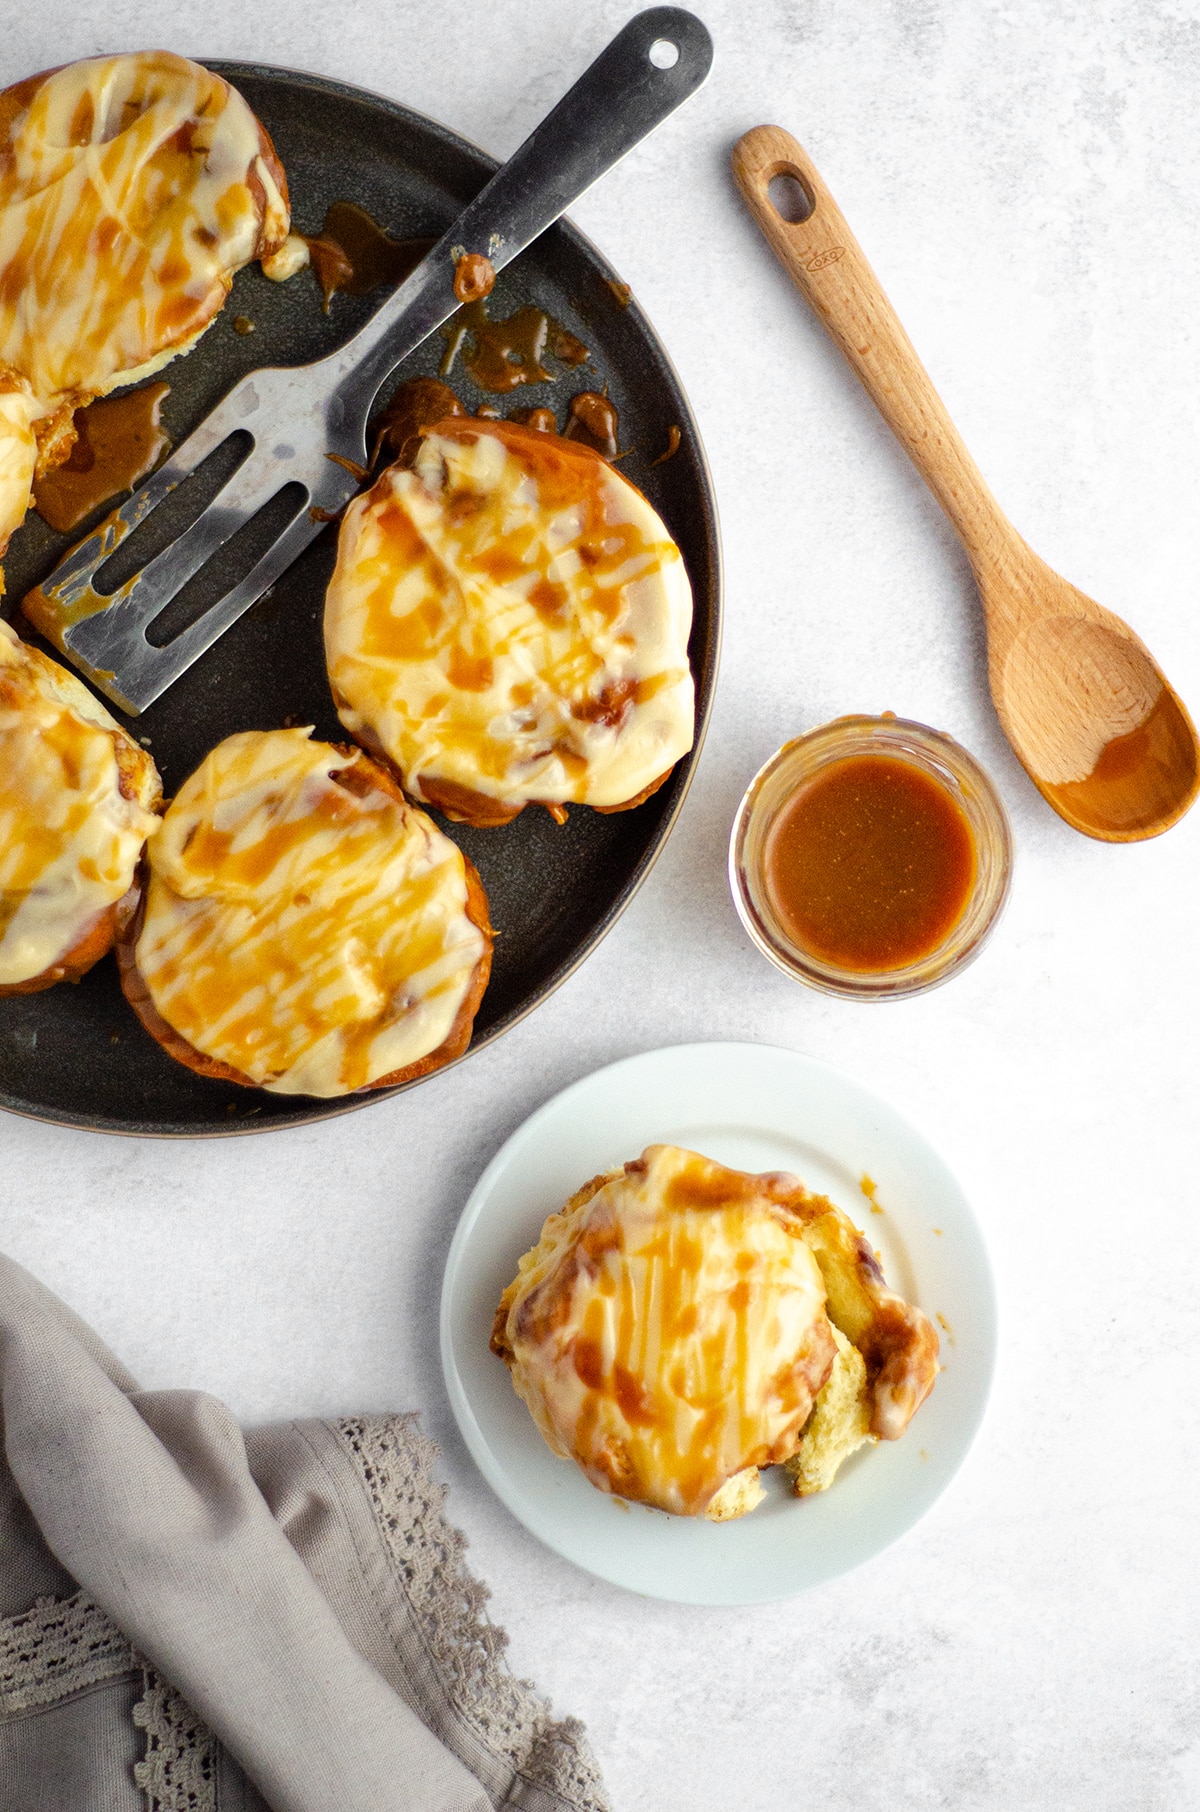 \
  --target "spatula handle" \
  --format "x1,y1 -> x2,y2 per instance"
339,8 -> 714,415
731,125 -> 1007,564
